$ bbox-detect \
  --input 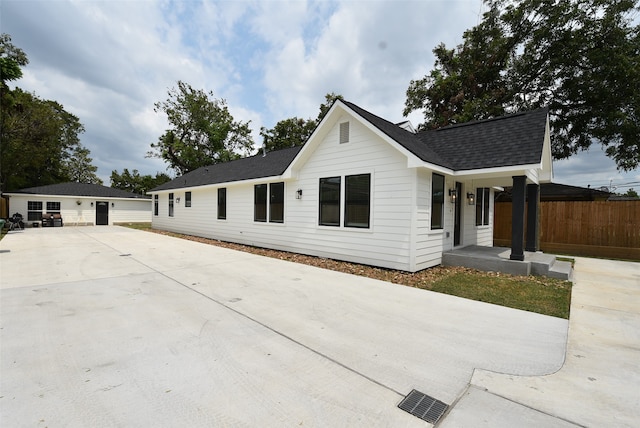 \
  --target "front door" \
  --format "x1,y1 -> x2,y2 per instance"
454,182 -> 462,246
96,201 -> 109,225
